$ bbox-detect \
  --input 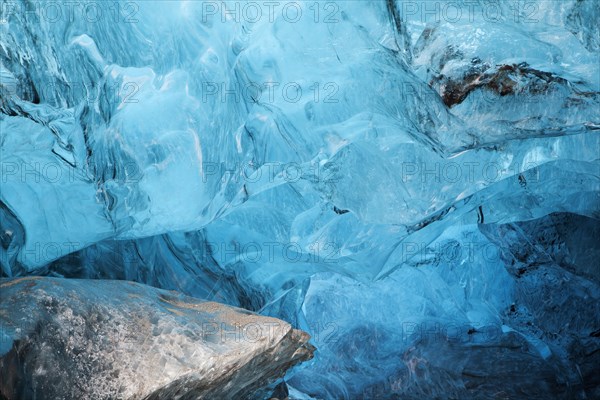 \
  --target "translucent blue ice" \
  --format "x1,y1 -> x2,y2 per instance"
1,0 -> 599,398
